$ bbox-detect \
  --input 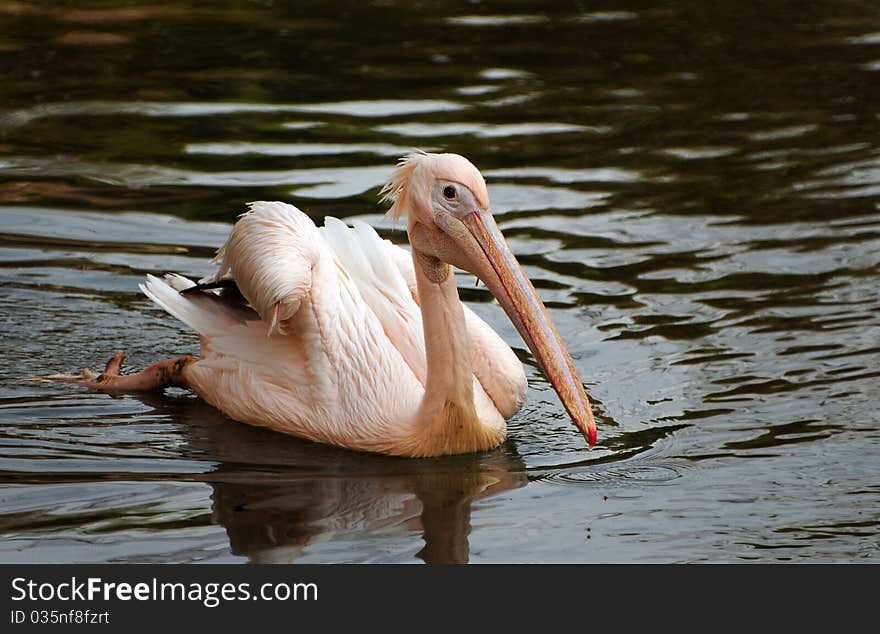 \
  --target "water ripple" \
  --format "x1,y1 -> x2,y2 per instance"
0,99 -> 466,128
